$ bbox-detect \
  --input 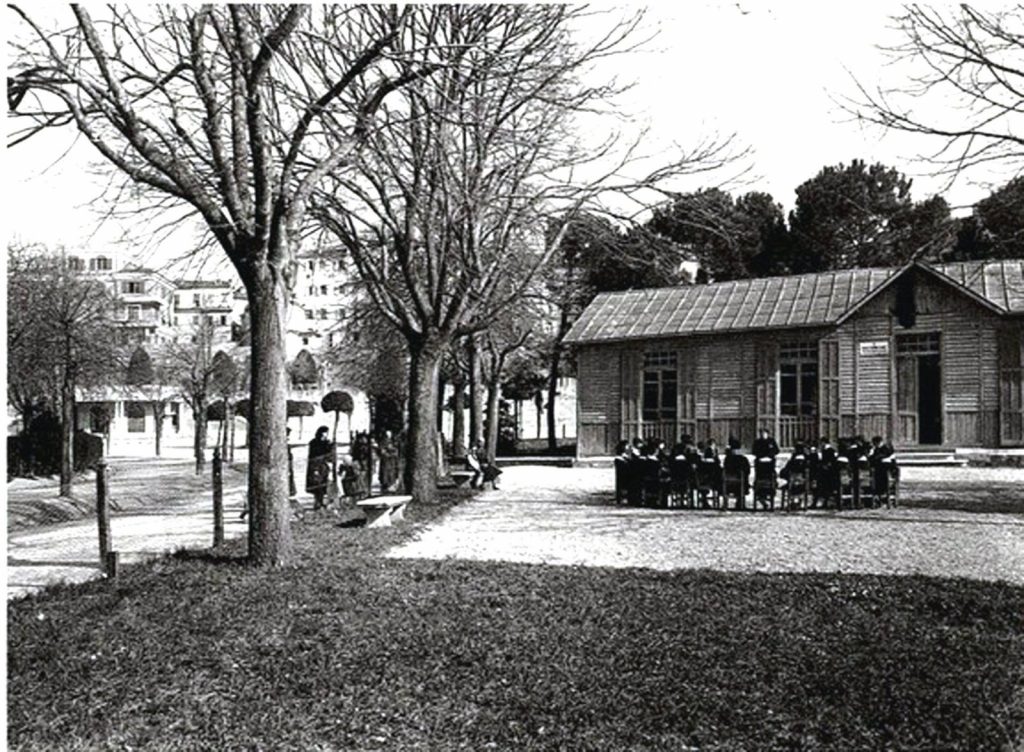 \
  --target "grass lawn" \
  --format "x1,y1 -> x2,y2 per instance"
8,490 -> 1024,751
